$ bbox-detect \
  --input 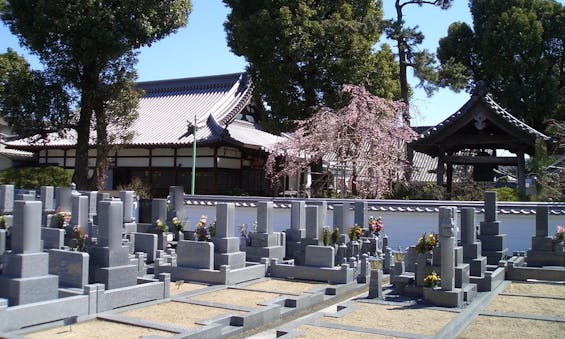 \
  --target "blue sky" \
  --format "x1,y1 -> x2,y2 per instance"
0,0 -> 473,127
